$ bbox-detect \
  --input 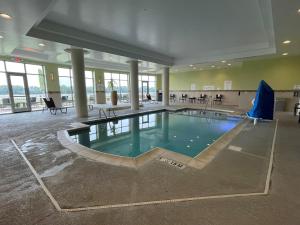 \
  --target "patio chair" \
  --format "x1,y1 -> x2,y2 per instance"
213,94 -> 223,104
294,103 -> 300,116
43,98 -> 68,115
198,94 -> 207,104
170,94 -> 176,103
179,94 -> 188,102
